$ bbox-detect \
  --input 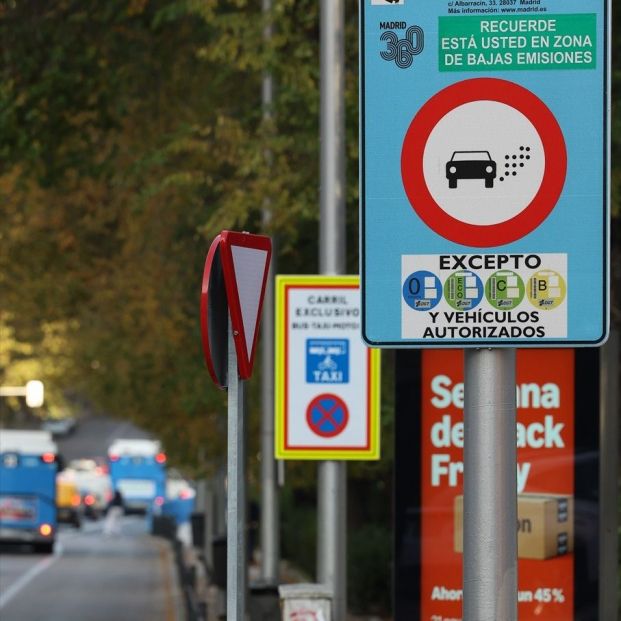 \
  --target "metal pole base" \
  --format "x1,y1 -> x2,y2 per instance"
463,348 -> 517,621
